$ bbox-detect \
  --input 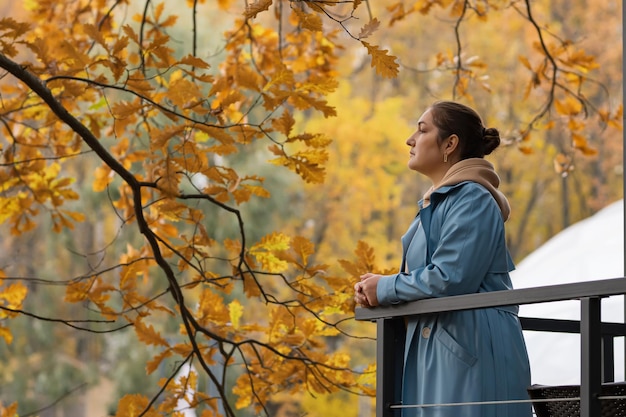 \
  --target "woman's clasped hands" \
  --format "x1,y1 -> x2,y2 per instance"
353,273 -> 382,308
